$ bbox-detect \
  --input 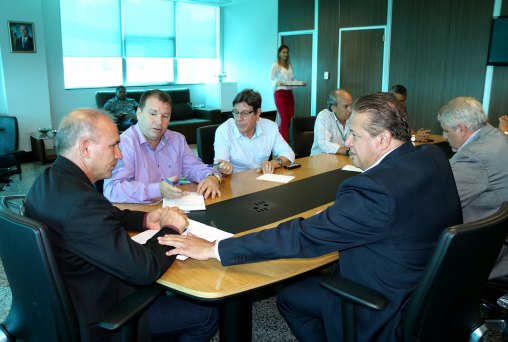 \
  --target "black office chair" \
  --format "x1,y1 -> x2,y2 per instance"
197,124 -> 220,165
321,202 -> 508,341
289,116 -> 316,158
0,116 -> 23,188
0,195 -> 162,342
